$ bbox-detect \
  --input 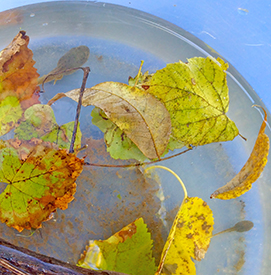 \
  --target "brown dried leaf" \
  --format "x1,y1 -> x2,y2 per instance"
51,82 -> 172,159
